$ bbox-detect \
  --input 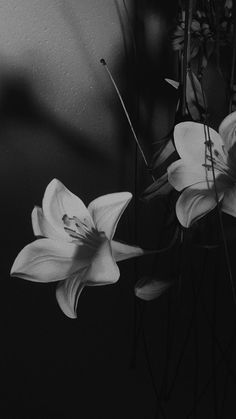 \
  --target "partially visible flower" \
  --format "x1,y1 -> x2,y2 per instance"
135,276 -> 171,301
165,71 -> 206,121
11,179 -> 147,318
167,112 -> 236,227
172,12 -> 214,62
142,172 -> 174,200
